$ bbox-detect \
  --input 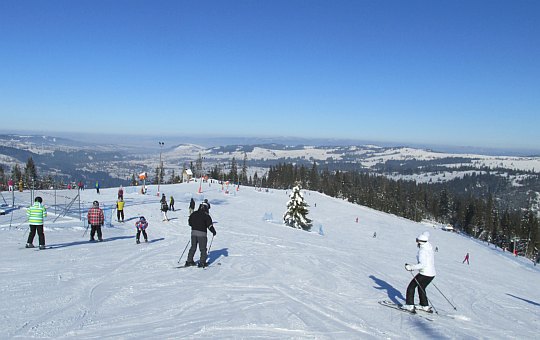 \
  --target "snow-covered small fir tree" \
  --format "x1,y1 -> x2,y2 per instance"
283,183 -> 312,231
